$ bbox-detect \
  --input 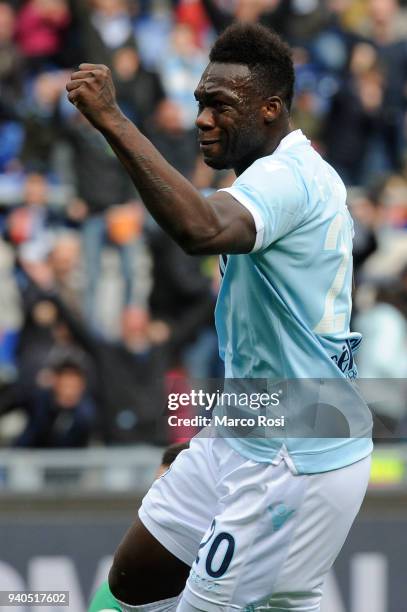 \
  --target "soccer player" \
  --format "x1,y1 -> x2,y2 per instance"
67,23 -> 373,612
